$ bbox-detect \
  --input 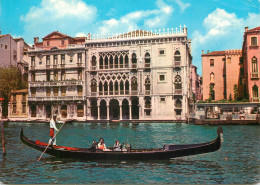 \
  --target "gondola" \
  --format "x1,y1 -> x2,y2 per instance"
20,127 -> 223,160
